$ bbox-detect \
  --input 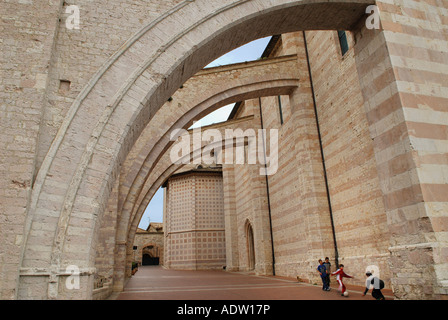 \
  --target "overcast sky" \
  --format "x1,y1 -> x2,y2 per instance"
138,36 -> 272,229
